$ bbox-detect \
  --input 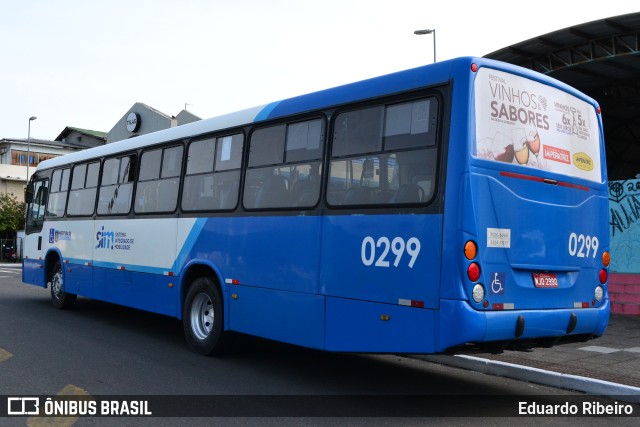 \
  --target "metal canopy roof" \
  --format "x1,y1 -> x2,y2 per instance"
485,12 -> 640,180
